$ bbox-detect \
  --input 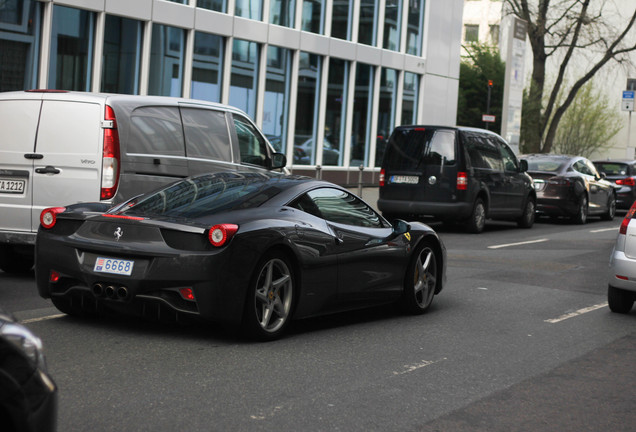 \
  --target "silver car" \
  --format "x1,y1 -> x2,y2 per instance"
608,200 -> 636,313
